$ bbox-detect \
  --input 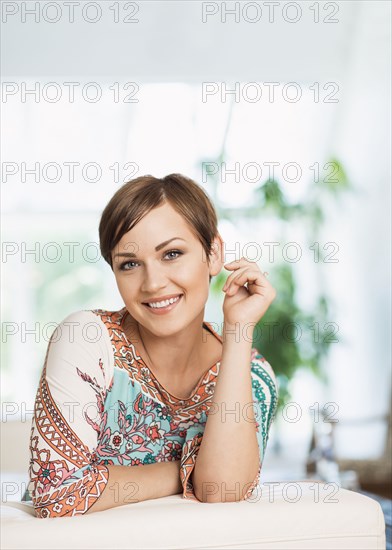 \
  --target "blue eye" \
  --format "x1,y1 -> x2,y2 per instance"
166,249 -> 183,260
119,249 -> 183,271
119,260 -> 137,271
